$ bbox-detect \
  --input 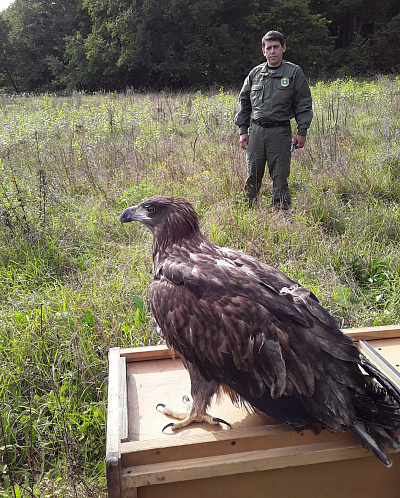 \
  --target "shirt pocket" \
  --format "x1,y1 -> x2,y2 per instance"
250,83 -> 264,107
275,82 -> 294,107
